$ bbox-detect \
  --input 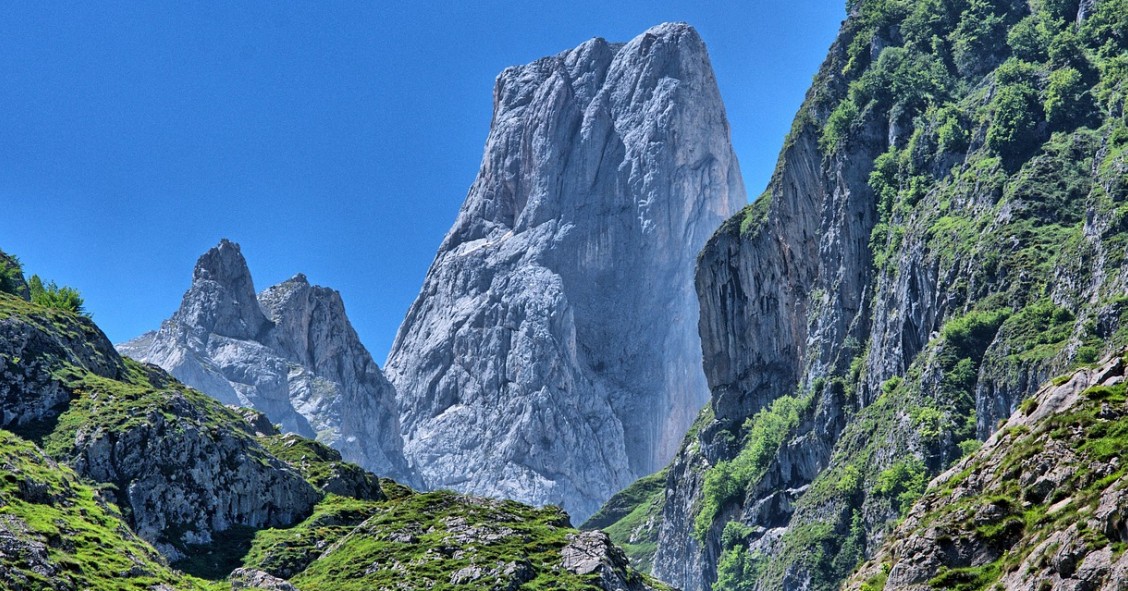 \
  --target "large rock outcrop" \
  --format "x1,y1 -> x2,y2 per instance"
118,239 -> 411,483
384,22 -> 745,521
611,1 -> 1128,589
1,286 -> 322,563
